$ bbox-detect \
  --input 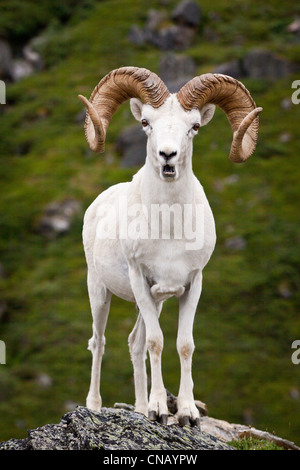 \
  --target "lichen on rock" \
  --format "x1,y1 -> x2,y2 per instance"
0,406 -> 234,451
